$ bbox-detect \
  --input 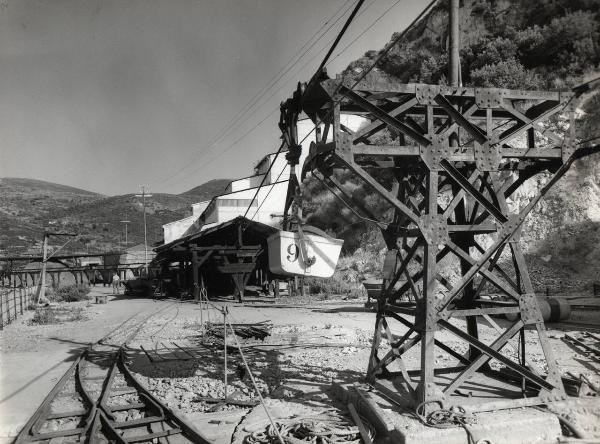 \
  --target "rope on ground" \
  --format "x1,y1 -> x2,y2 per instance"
243,415 -> 375,444
413,400 -> 477,444
224,315 -> 286,444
